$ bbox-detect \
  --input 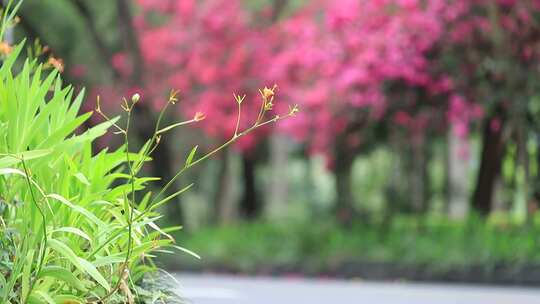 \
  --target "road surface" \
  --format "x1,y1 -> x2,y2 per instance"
174,273 -> 540,304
